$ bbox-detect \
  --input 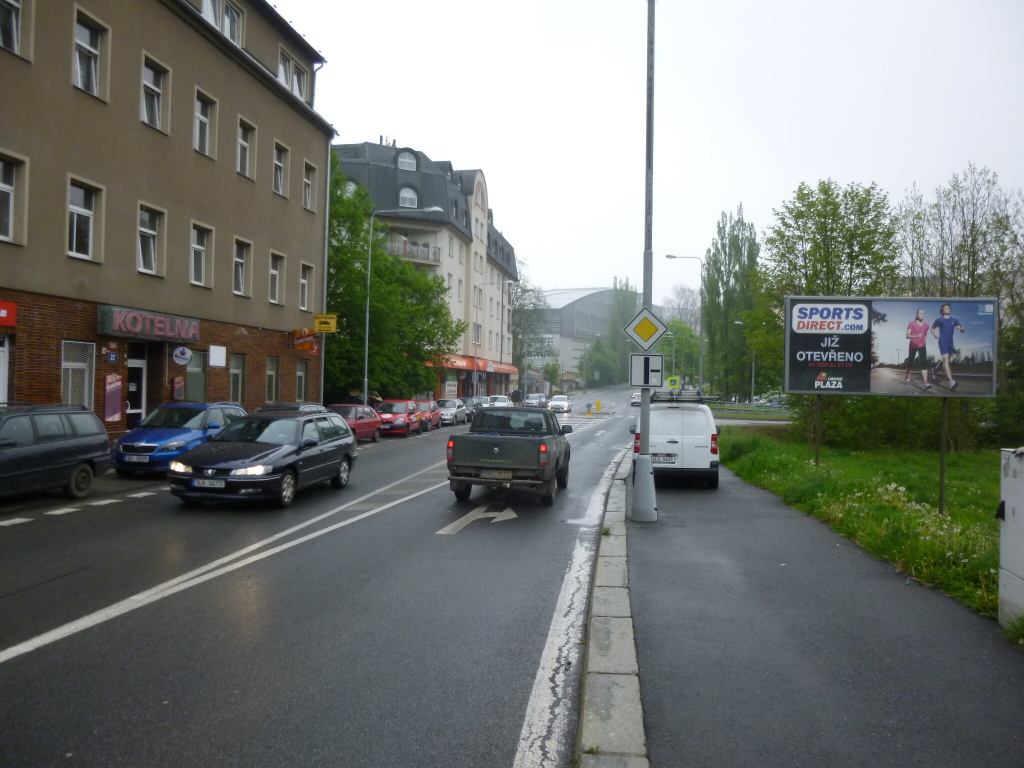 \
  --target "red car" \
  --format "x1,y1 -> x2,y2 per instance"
414,400 -> 442,432
328,404 -> 382,442
376,399 -> 423,436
